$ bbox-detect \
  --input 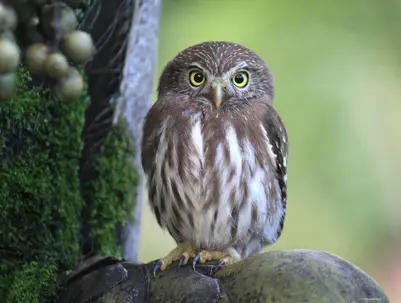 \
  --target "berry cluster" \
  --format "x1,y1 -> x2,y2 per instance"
0,1 -> 94,101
